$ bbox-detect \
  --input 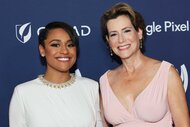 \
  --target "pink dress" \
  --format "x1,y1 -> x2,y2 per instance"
100,61 -> 173,127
